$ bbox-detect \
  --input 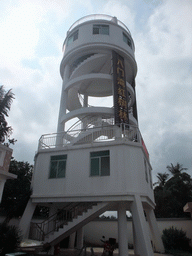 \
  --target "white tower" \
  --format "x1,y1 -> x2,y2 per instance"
20,15 -> 164,256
